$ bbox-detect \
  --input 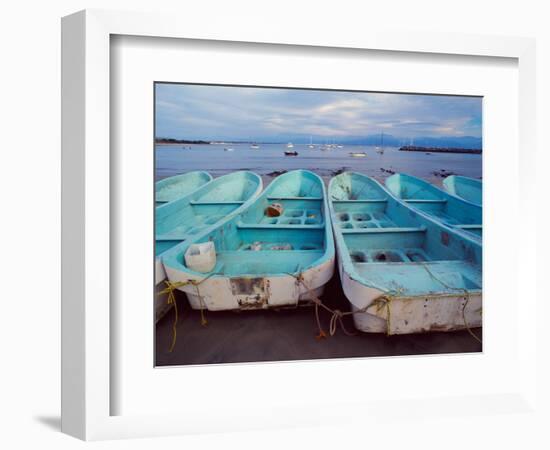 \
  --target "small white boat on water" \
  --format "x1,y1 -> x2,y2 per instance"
349,152 -> 367,158
224,147 -> 234,152
250,143 -> 260,149
286,142 -> 294,148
